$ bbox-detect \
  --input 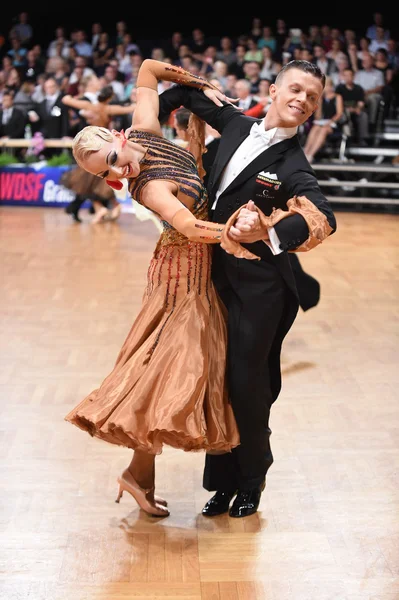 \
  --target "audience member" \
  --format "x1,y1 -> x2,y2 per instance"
0,90 -> 26,139
354,52 -> 385,130
28,76 -> 71,157
335,67 -> 369,144
303,76 -> 344,163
